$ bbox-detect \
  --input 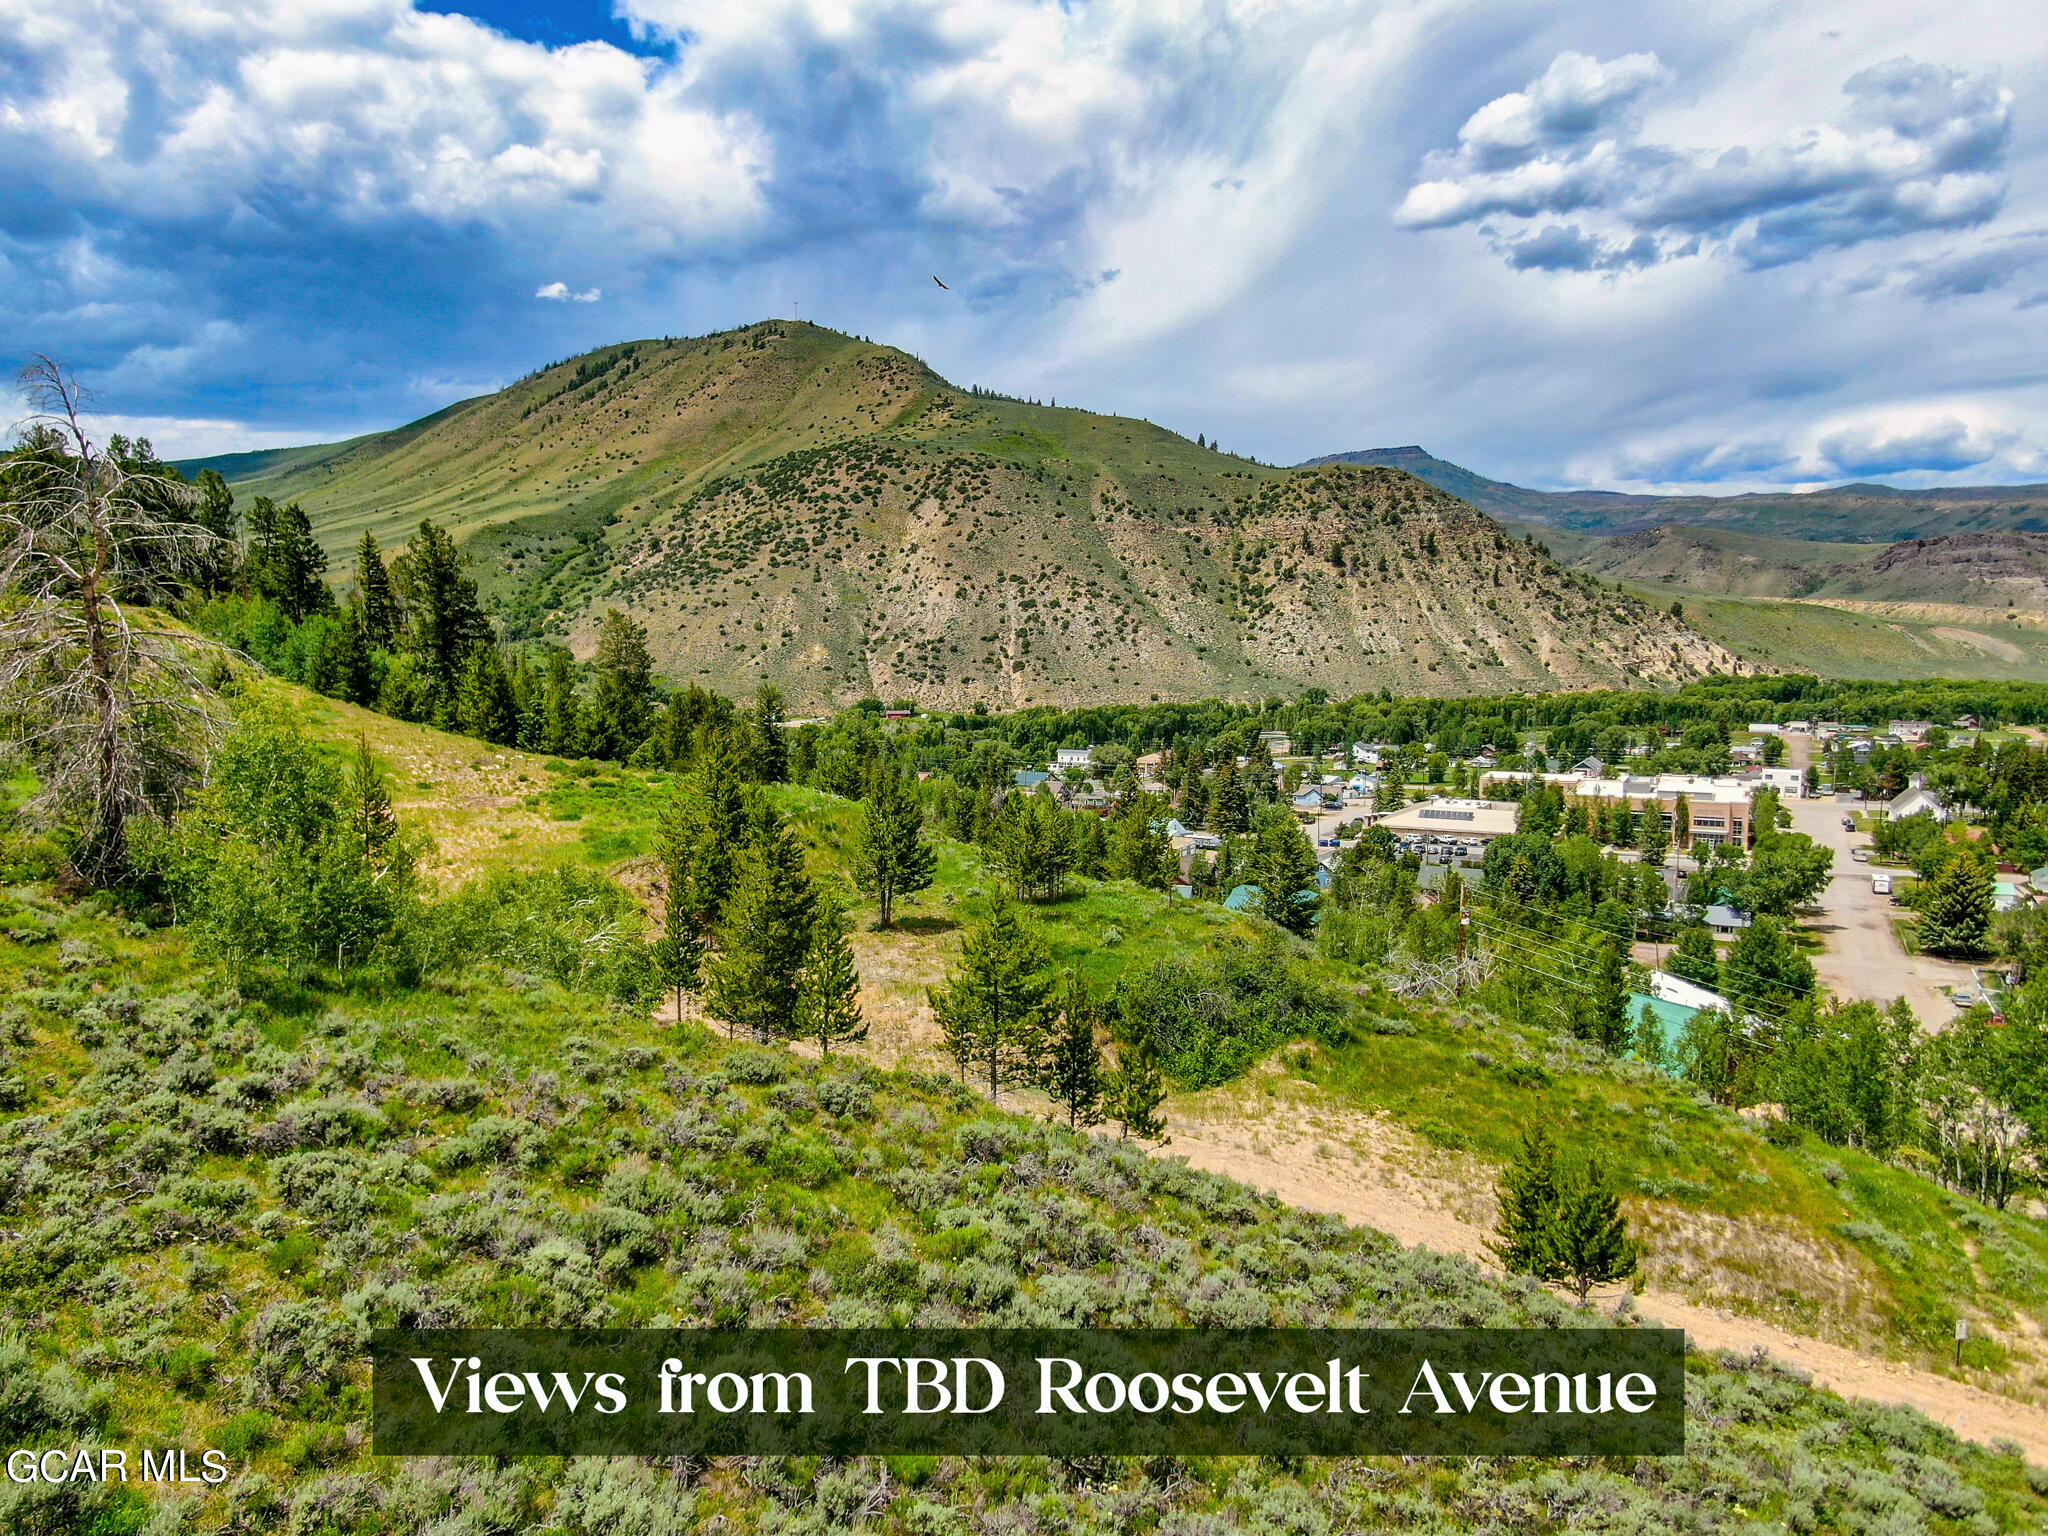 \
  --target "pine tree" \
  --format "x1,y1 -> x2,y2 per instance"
244,496 -> 333,621
704,816 -> 816,1042
930,898 -> 1056,1099
987,789 -> 1076,901
1488,1127 -> 1564,1283
344,734 -> 407,883
455,642 -> 519,746
355,531 -> 401,648
1106,792 -> 1176,888
1638,811 -> 1671,872
1042,973 -> 1104,1129
193,468 -> 241,593
321,605 -> 375,706
1918,853 -> 1994,958
1551,1152 -> 1640,1301
585,608 -> 654,760
541,650 -> 582,755
1103,1036 -> 1168,1142
793,890 -> 866,1055
1581,936 -> 1632,1054
1247,804 -> 1319,935
396,519 -> 490,709
751,684 -> 788,783
1209,759 -> 1248,833
651,921 -> 704,1026
654,741 -> 756,953
852,766 -> 937,926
